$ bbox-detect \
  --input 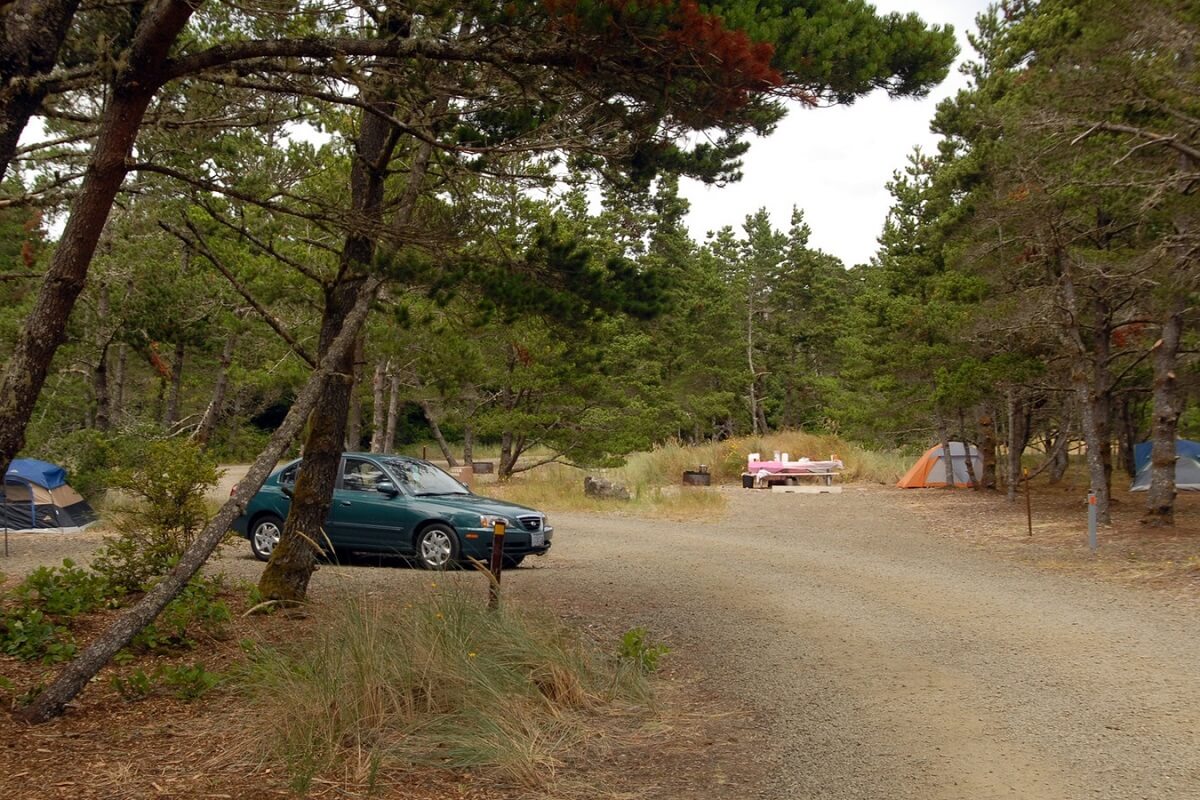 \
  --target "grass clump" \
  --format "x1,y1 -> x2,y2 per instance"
485,463 -> 727,519
241,587 -> 652,793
